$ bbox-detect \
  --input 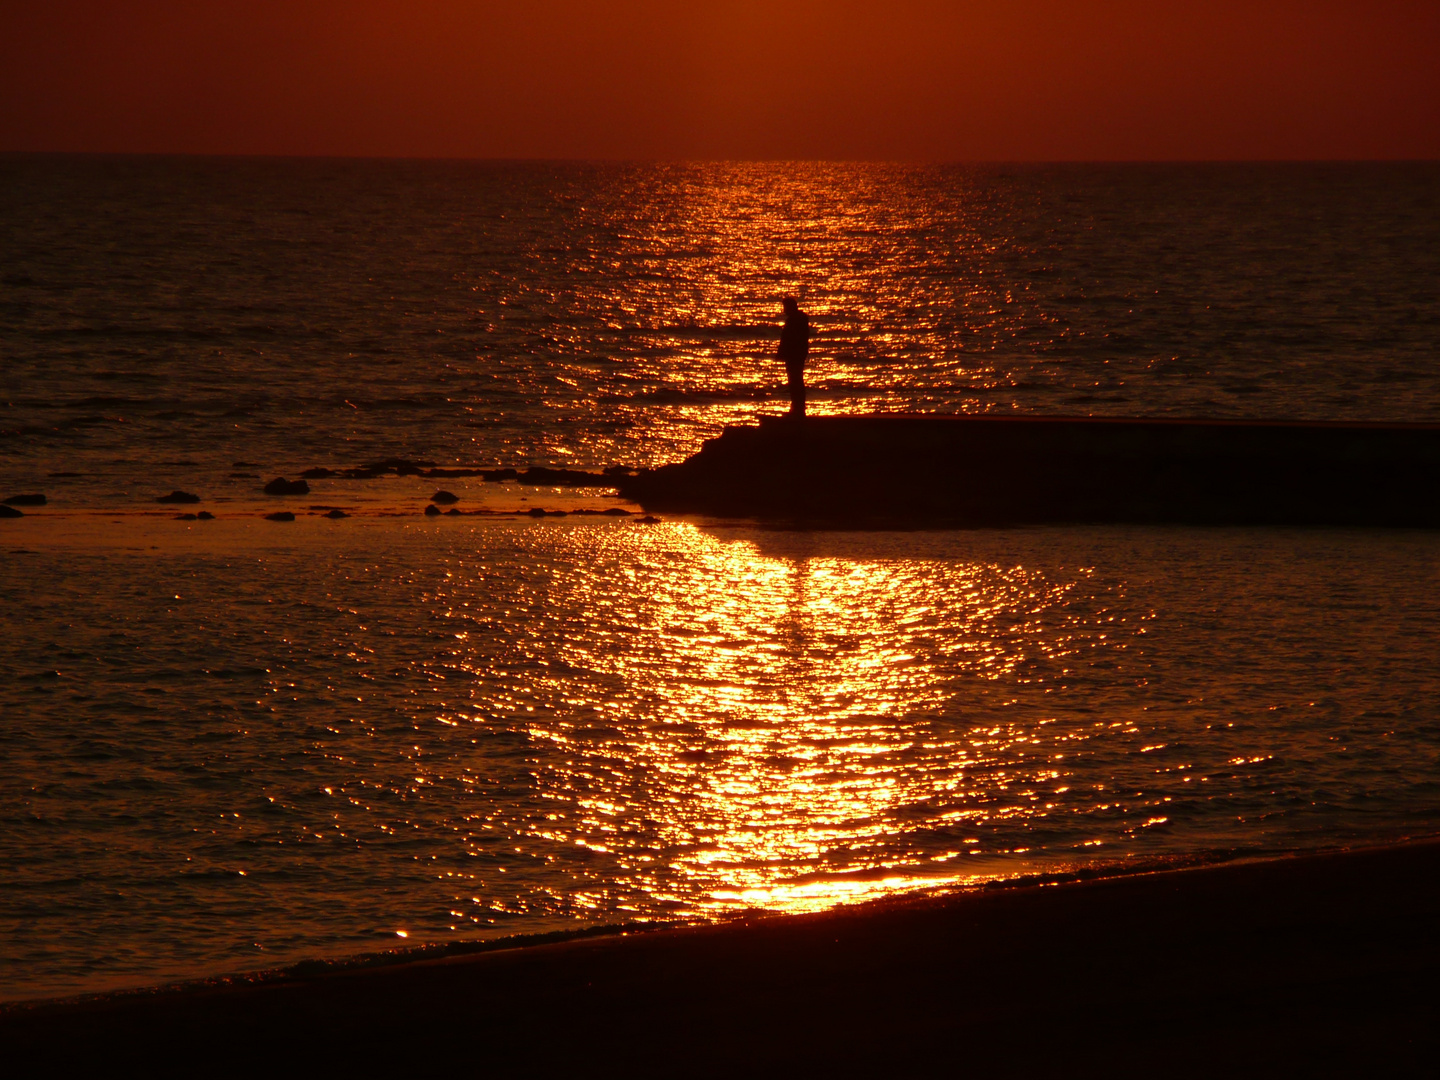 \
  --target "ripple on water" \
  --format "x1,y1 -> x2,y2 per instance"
1,519 -> 1438,1000
3,161 -> 1439,505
